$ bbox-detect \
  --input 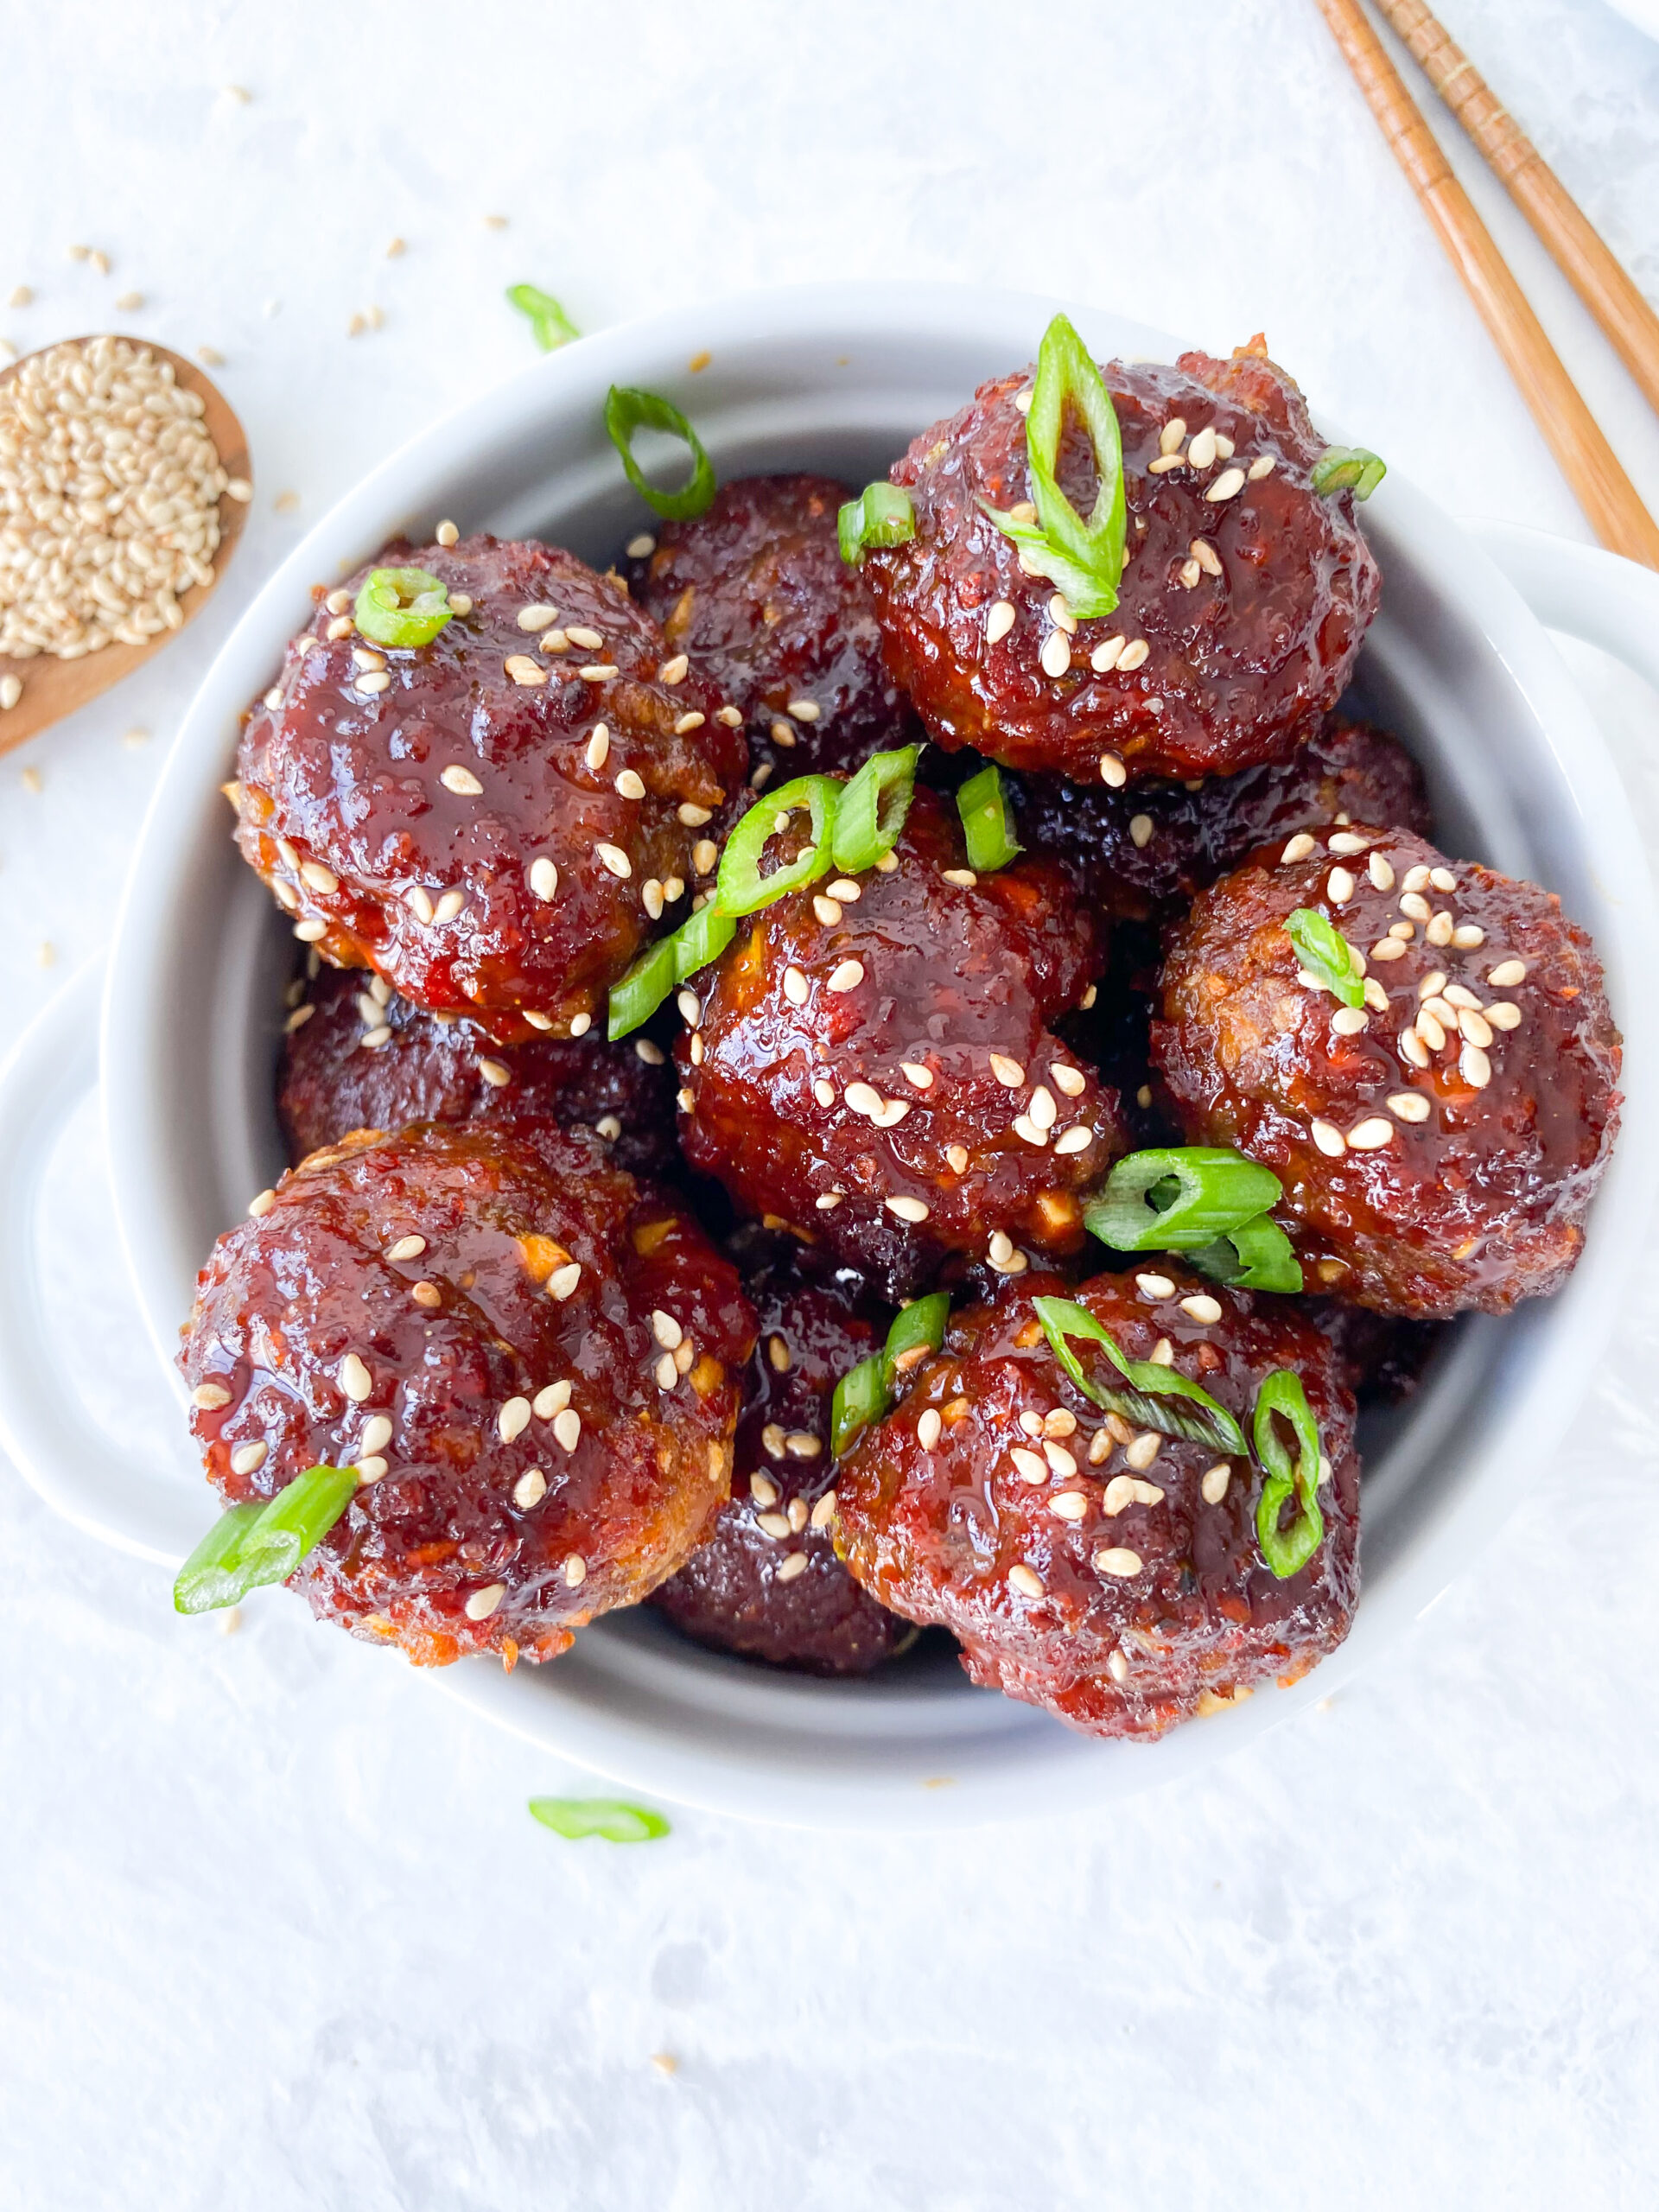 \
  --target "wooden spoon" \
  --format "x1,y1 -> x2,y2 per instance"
0,337 -> 252,757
